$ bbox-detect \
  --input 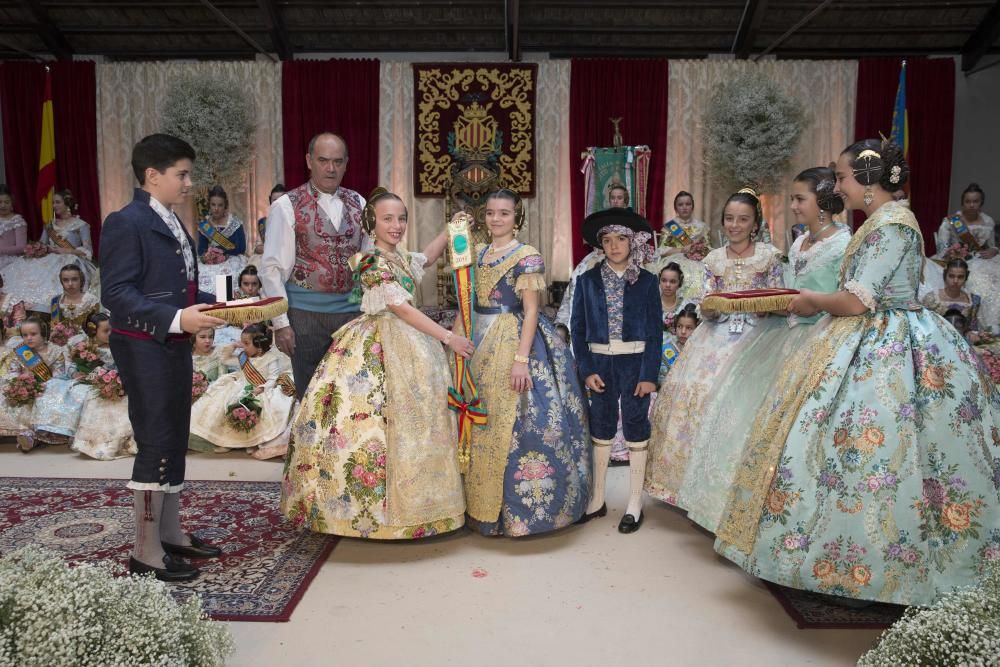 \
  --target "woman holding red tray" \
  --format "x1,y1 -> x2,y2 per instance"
675,167 -> 851,534
645,188 -> 784,515
714,140 -> 1000,607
